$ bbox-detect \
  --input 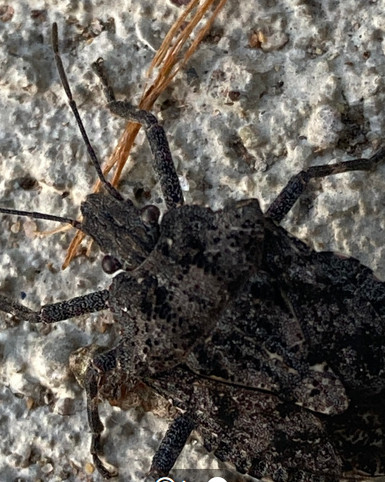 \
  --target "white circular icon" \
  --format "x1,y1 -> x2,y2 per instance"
208,477 -> 227,482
